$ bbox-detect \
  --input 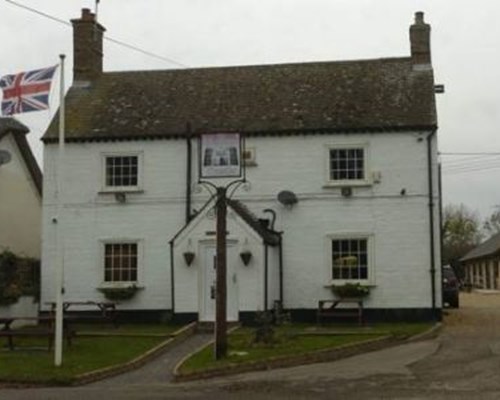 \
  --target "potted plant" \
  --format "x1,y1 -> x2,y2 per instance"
331,283 -> 370,299
98,285 -> 139,301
